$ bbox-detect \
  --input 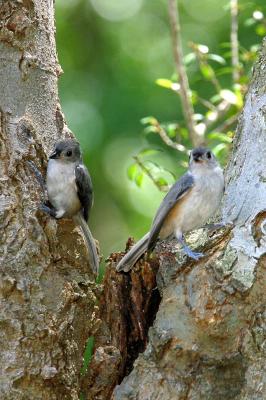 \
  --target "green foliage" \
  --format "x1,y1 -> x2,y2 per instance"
56,0 -> 266,259
128,150 -> 175,191
56,0 -> 265,376
126,2 -> 266,191
207,132 -> 232,143
80,336 -> 94,376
